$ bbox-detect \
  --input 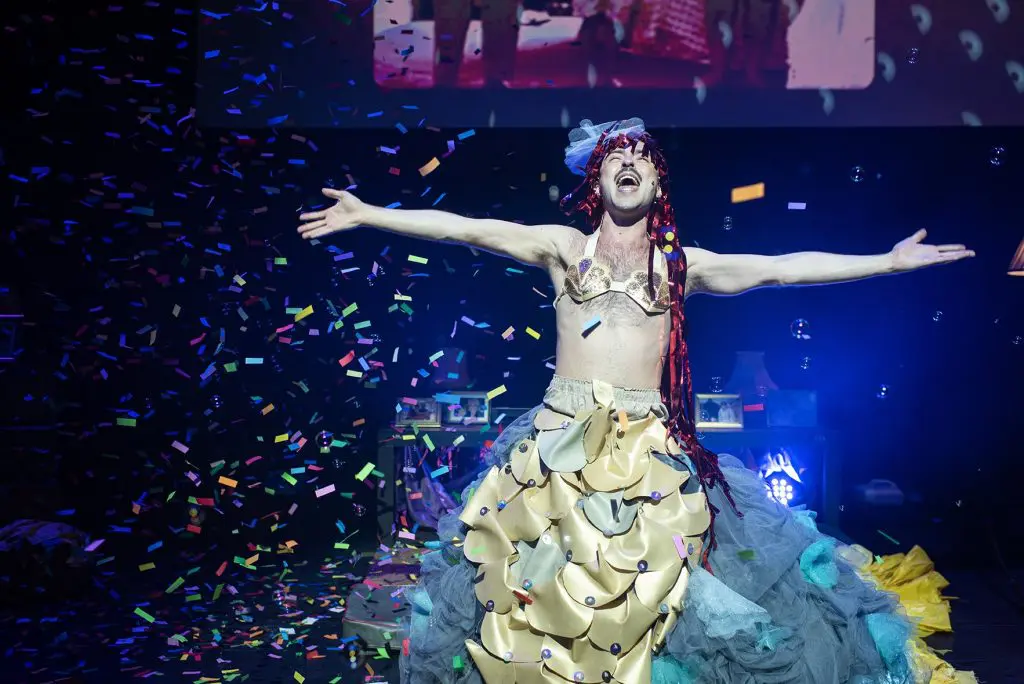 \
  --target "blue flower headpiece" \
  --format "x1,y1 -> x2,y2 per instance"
563,117 -> 647,177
